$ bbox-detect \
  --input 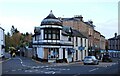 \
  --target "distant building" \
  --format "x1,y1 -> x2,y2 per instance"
0,27 -> 5,58
100,35 -> 106,52
108,33 -> 120,58
108,33 -> 120,51
93,30 -> 101,55
32,11 -> 88,62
